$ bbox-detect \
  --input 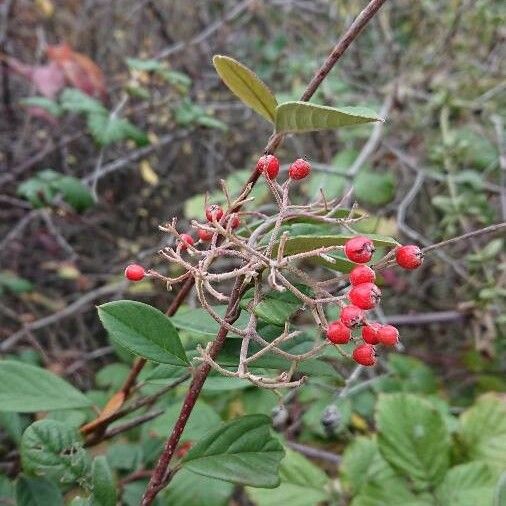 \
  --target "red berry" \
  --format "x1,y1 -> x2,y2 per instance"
288,158 -> 311,180
349,265 -> 376,286
395,245 -> 423,270
198,228 -> 213,241
227,213 -> 241,229
326,321 -> 351,344
179,233 -> 194,250
124,264 -> 145,282
340,305 -> 365,328
377,325 -> 399,346
362,323 -> 382,345
352,344 -> 376,366
344,236 -> 375,264
256,154 -> 280,179
205,204 -> 224,222
349,282 -> 381,310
